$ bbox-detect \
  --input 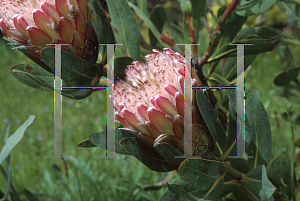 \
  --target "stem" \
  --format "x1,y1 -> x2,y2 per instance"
202,153 -> 243,182
186,14 -> 197,56
219,162 -> 243,182
160,34 -> 175,48
197,0 -> 241,69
